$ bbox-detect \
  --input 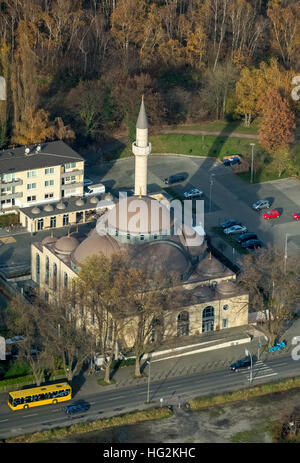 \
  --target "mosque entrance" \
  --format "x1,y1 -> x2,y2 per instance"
202,306 -> 214,332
